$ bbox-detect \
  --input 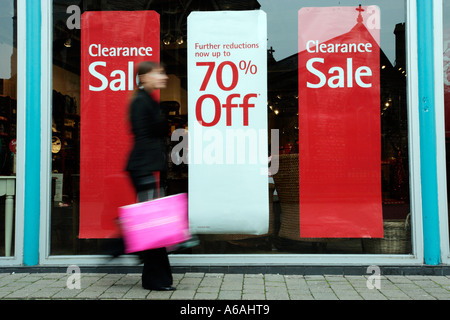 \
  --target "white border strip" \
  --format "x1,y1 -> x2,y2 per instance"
40,253 -> 418,267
